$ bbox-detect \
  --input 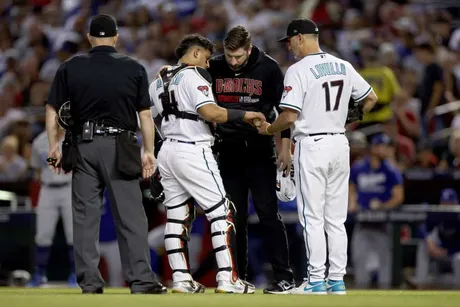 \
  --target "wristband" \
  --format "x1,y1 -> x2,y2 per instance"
227,109 -> 245,122
266,124 -> 274,135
